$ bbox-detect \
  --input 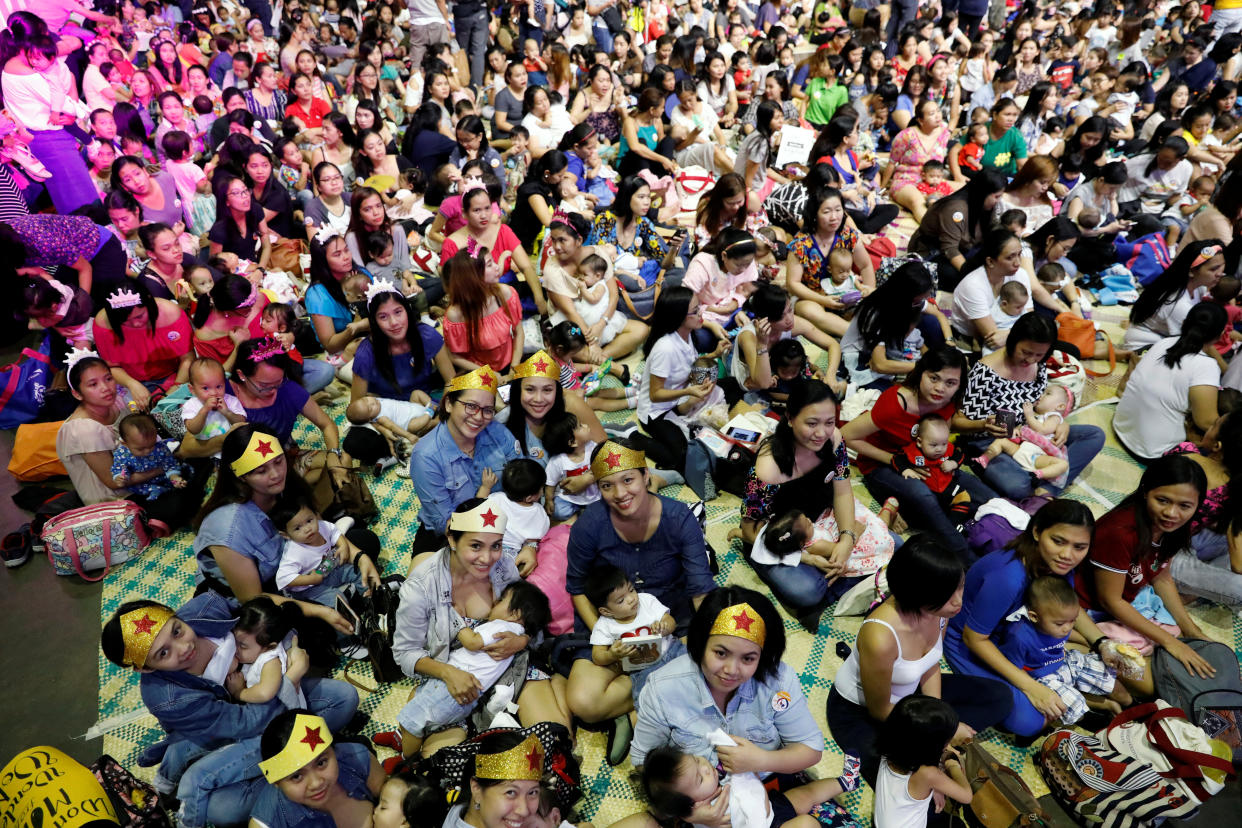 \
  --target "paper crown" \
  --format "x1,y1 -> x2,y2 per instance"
258,713 -> 333,783
513,350 -> 560,382
249,336 -> 287,363
120,605 -> 175,668
446,366 -> 500,395
589,440 -> 647,481
709,603 -> 767,647
314,224 -> 346,246
107,287 -> 143,309
229,430 -> 284,477
64,346 -> 99,374
448,500 -> 508,534
474,734 -> 544,781
364,278 -> 400,305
